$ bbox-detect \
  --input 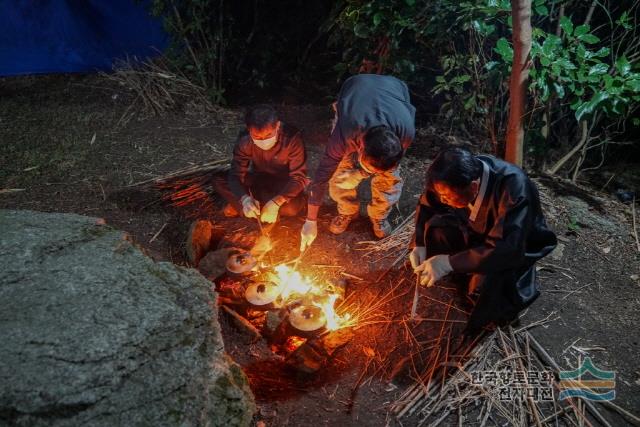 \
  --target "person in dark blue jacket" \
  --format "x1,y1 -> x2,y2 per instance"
300,74 -> 416,250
